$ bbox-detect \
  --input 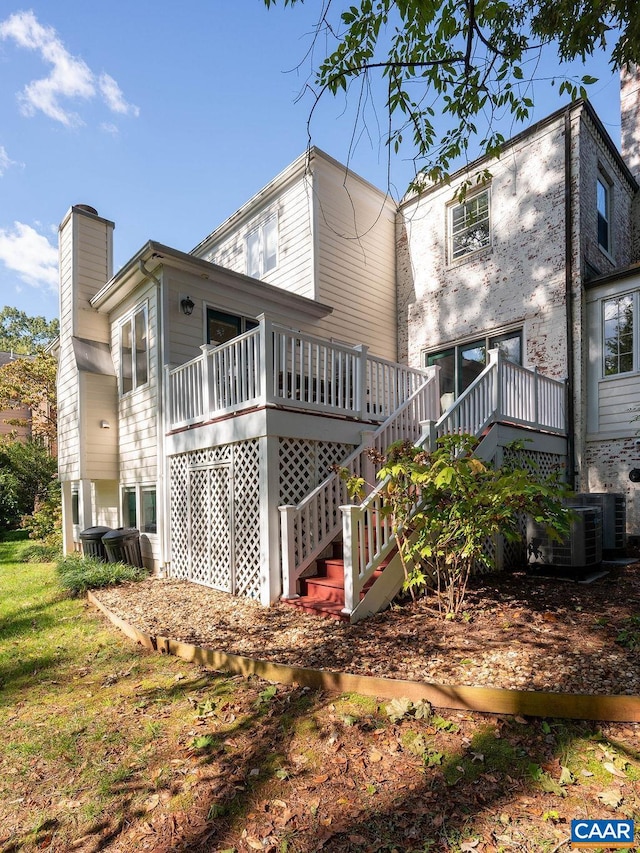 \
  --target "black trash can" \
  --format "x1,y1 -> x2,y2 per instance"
79,526 -> 113,562
101,527 -> 143,568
